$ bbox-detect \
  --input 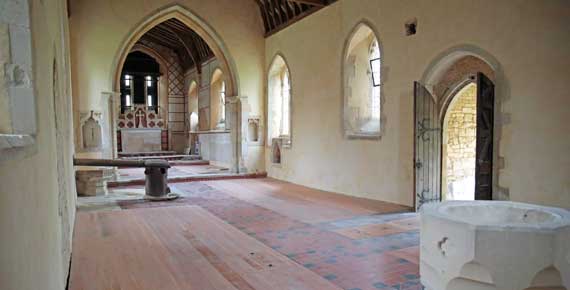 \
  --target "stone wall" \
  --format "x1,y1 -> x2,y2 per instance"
443,83 -> 477,200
